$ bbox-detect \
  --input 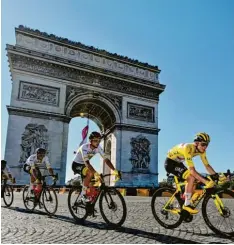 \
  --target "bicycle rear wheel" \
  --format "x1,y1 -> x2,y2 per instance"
151,187 -> 184,229
42,187 -> 58,215
68,186 -> 88,223
99,187 -> 127,227
22,185 -> 36,211
202,189 -> 234,237
3,184 -> 14,207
